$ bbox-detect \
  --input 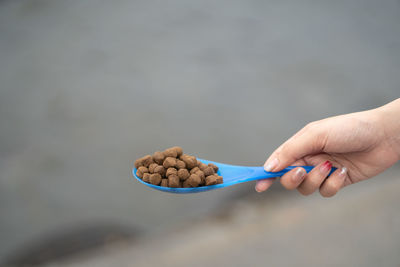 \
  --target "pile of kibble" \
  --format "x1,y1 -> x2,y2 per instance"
134,146 -> 223,188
